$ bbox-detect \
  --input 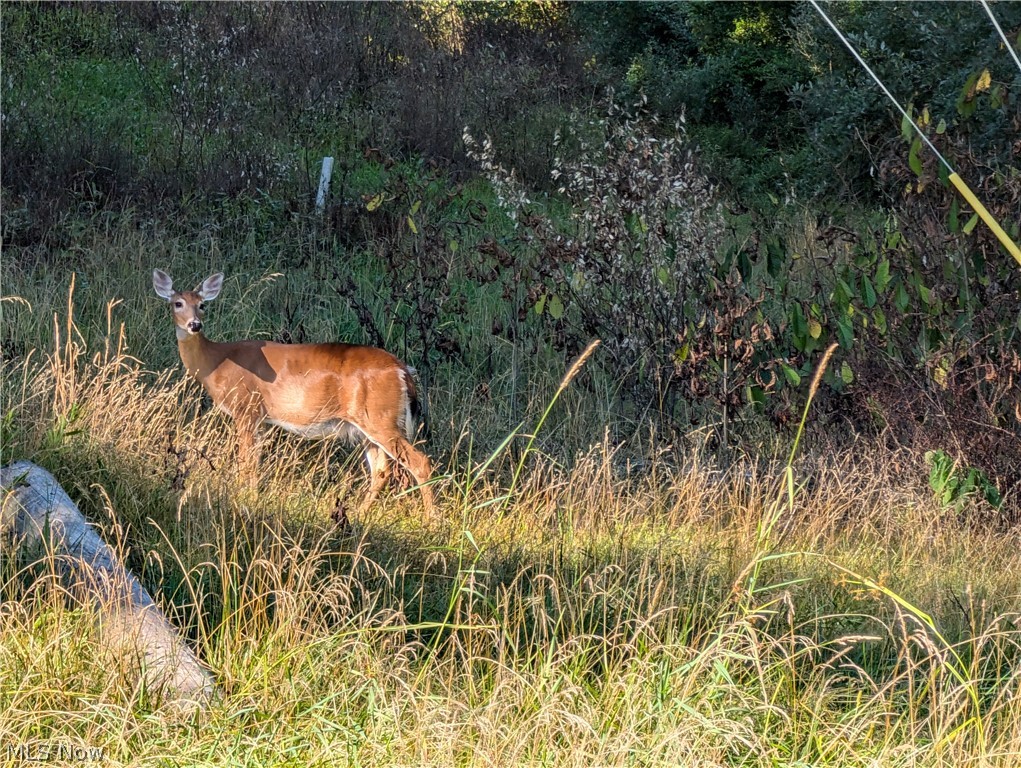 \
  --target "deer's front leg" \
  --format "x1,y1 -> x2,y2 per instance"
232,405 -> 265,485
